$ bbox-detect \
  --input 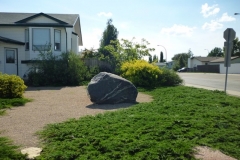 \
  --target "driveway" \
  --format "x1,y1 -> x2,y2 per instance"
178,73 -> 240,97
